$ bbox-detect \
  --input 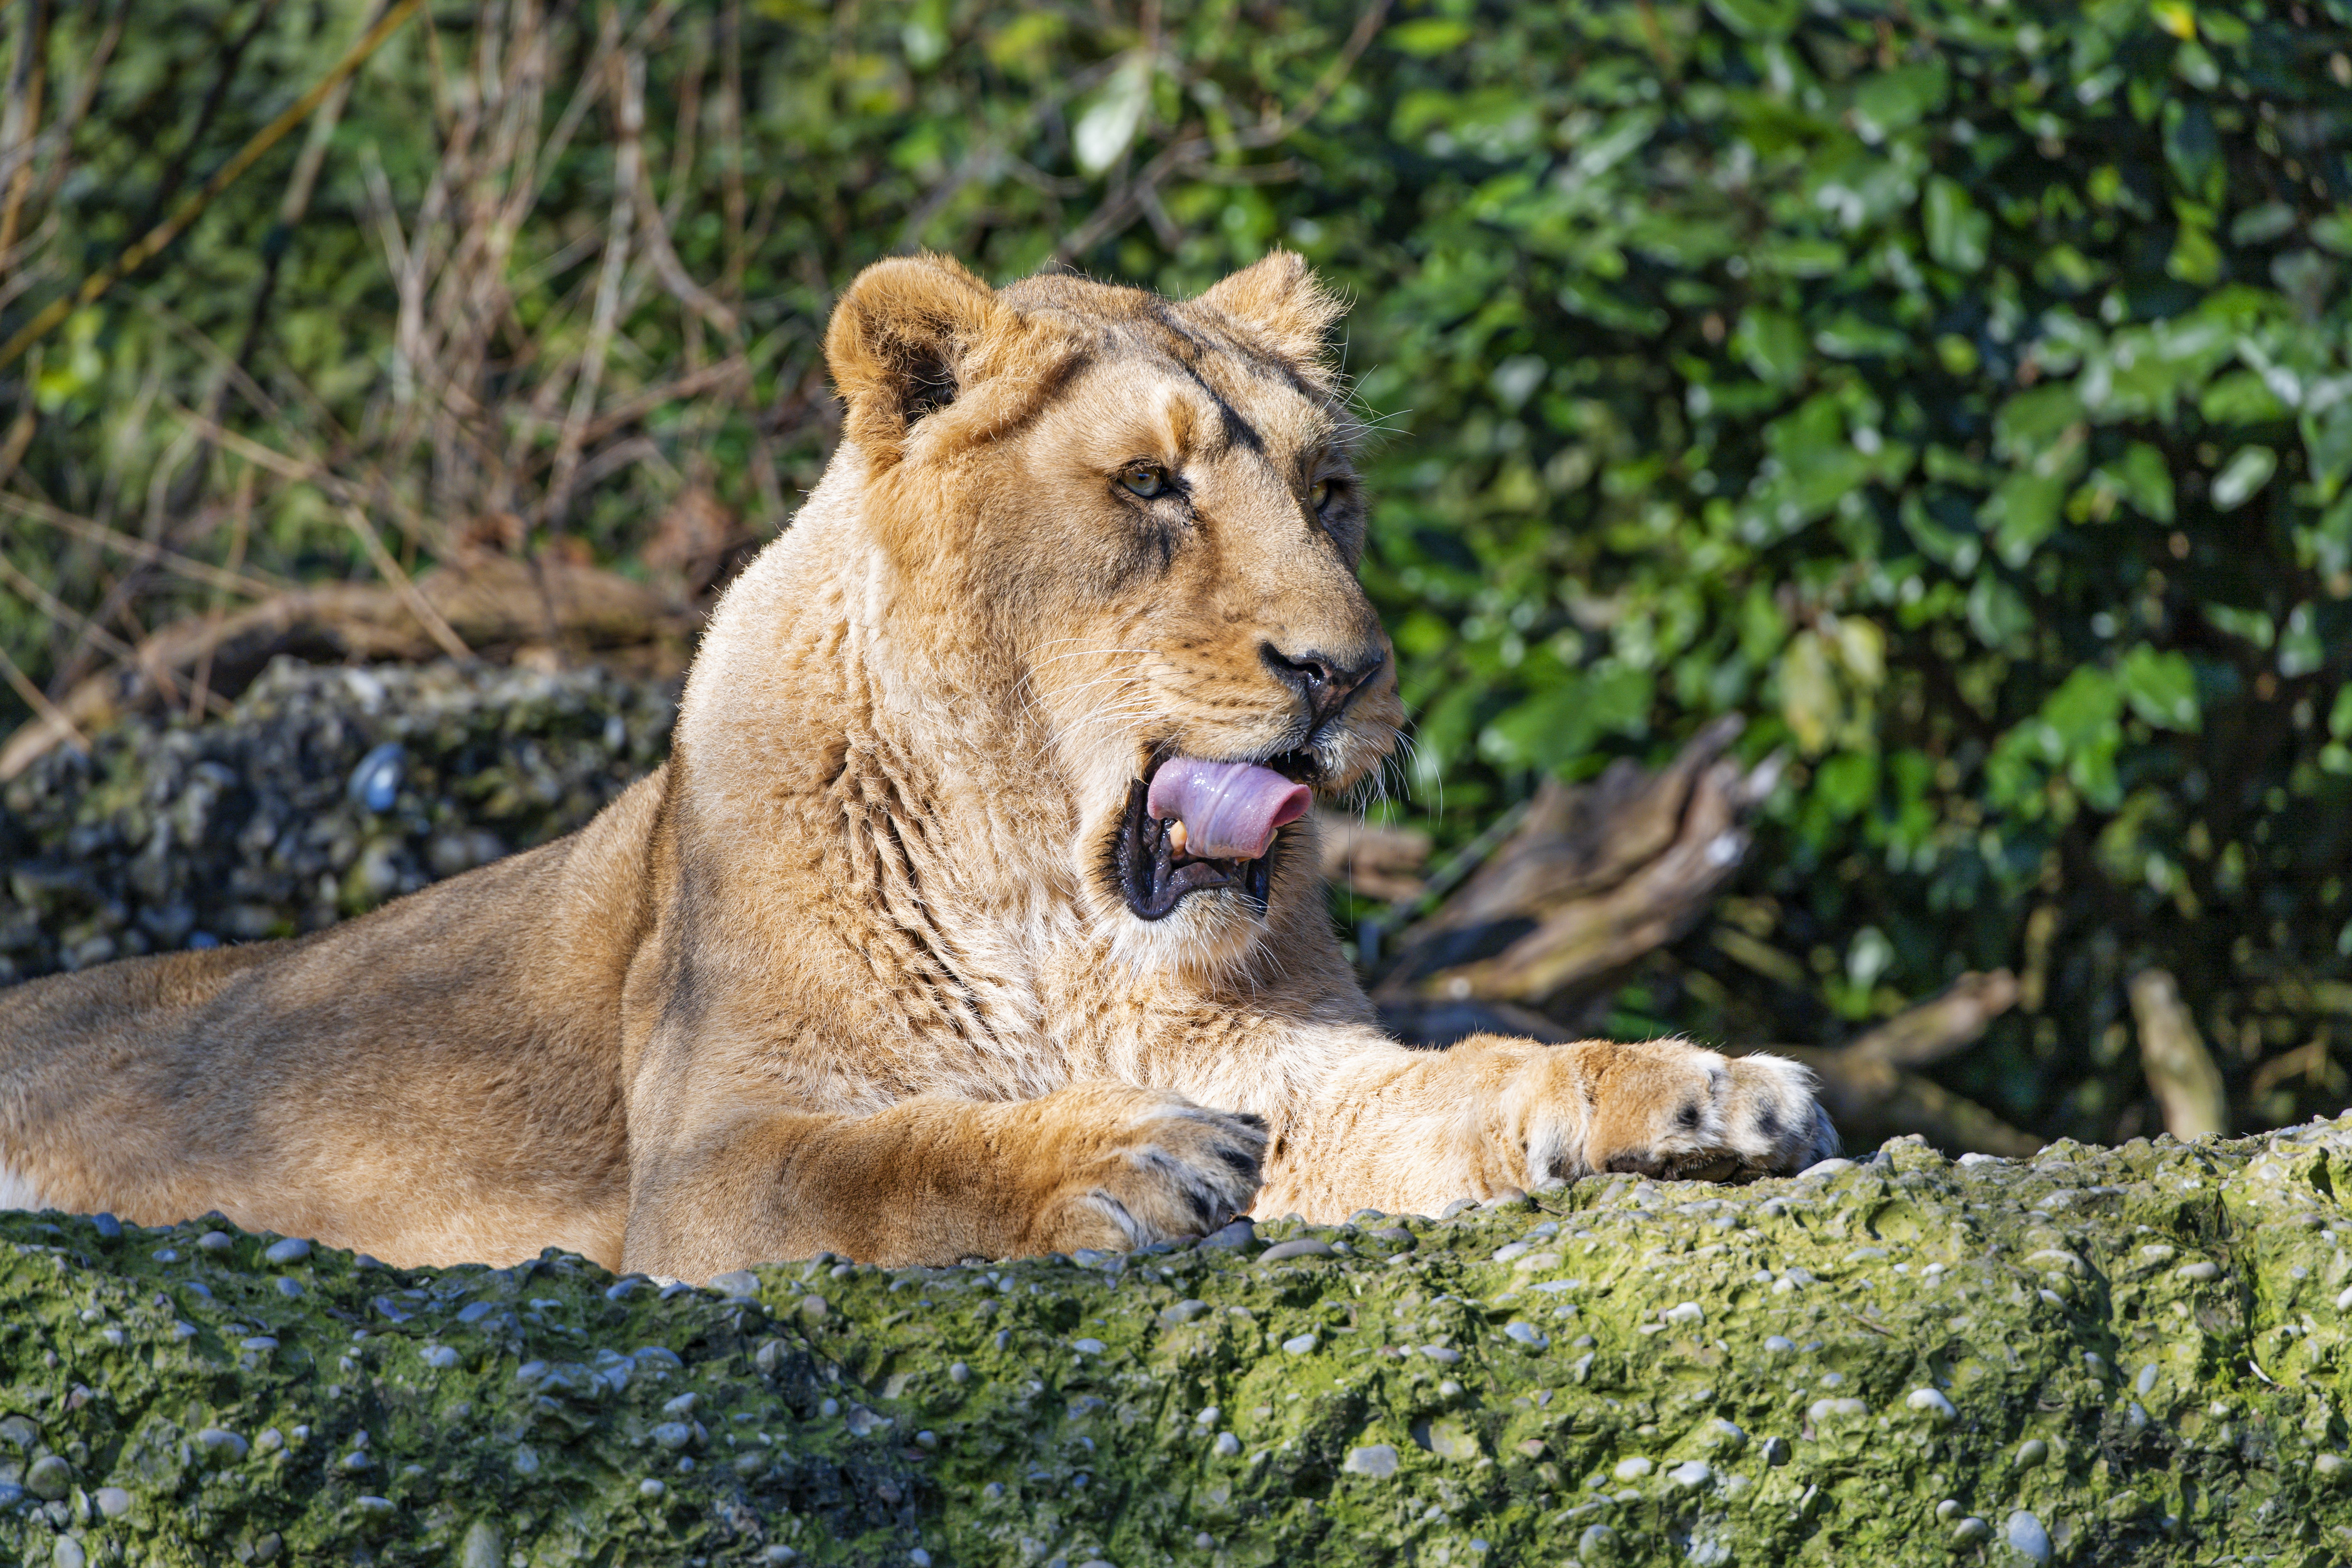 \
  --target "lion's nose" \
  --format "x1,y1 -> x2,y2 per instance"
1261,642 -> 1386,732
